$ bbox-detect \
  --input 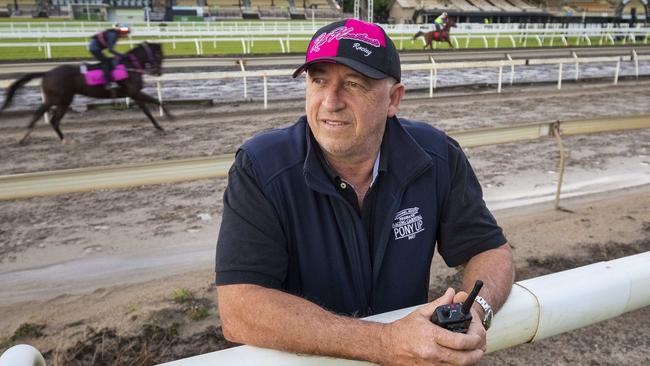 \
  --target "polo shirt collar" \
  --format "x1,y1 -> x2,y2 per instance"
303,115 -> 432,193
